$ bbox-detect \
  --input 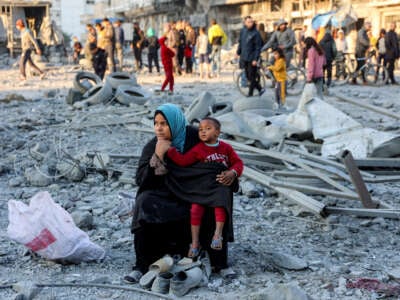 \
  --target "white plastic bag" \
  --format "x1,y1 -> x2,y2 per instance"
7,191 -> 105,263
